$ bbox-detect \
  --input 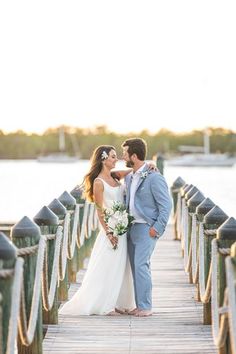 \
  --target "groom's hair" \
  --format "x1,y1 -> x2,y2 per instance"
122,138 -> 147,160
